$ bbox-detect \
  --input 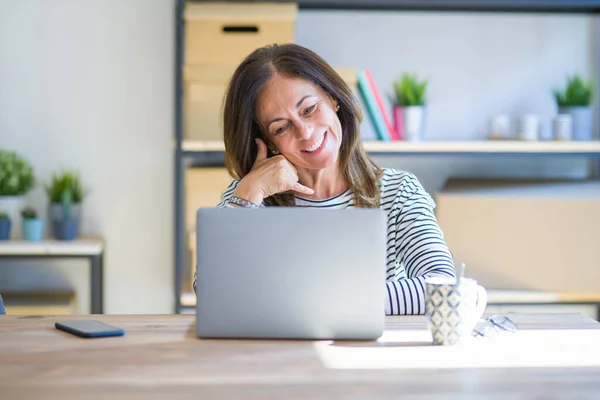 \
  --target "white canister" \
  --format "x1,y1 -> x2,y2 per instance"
403,106 -> 425,142
553,114 -> 573,141
515,114 -> 539,141
489,115 -> 510,140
